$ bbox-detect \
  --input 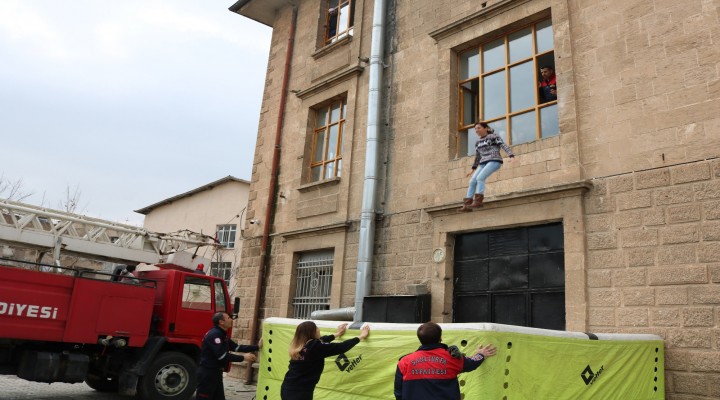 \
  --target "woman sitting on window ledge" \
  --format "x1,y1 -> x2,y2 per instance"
459,122 -> 515,212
